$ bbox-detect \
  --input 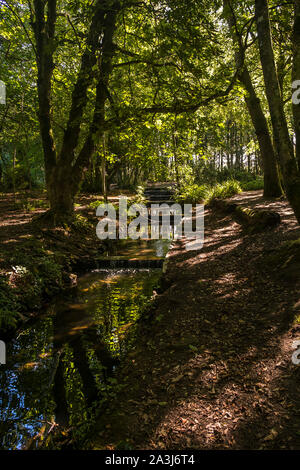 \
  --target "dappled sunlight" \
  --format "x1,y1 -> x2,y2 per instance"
87,204 -> 300,451
232,191 -> 300,234
139,313 -> 300,449
1,0 -> 300,454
